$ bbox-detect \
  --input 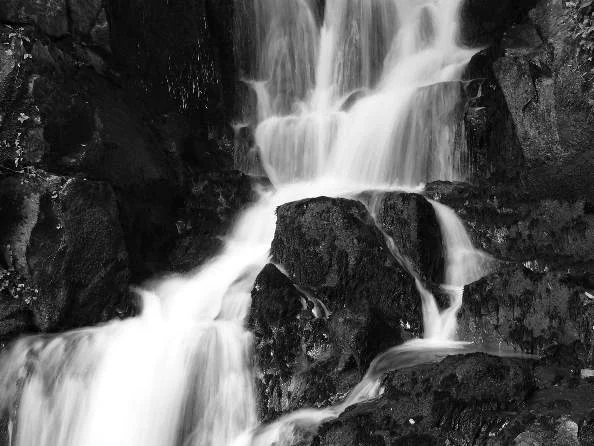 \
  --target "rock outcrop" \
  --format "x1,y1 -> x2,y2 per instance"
312,352 -> 594,446
0,1 -> 246,342
251,195 -> 442,420
0,173 -> 129,338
